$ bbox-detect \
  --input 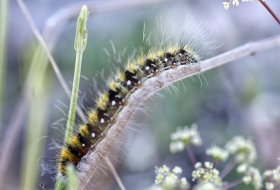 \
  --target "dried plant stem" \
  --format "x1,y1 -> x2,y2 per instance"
259,0 -> 280,25
105,157 -> 126,190
220,159 -> 236,179
201,35 -> 280,72
186,146 -> 197,165
0,95 -> 28,187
